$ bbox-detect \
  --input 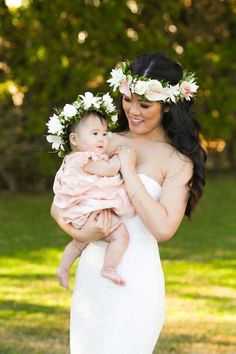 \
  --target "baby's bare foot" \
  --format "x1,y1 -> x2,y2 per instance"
101,268 -> 126,286
56,267 -> 69,289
